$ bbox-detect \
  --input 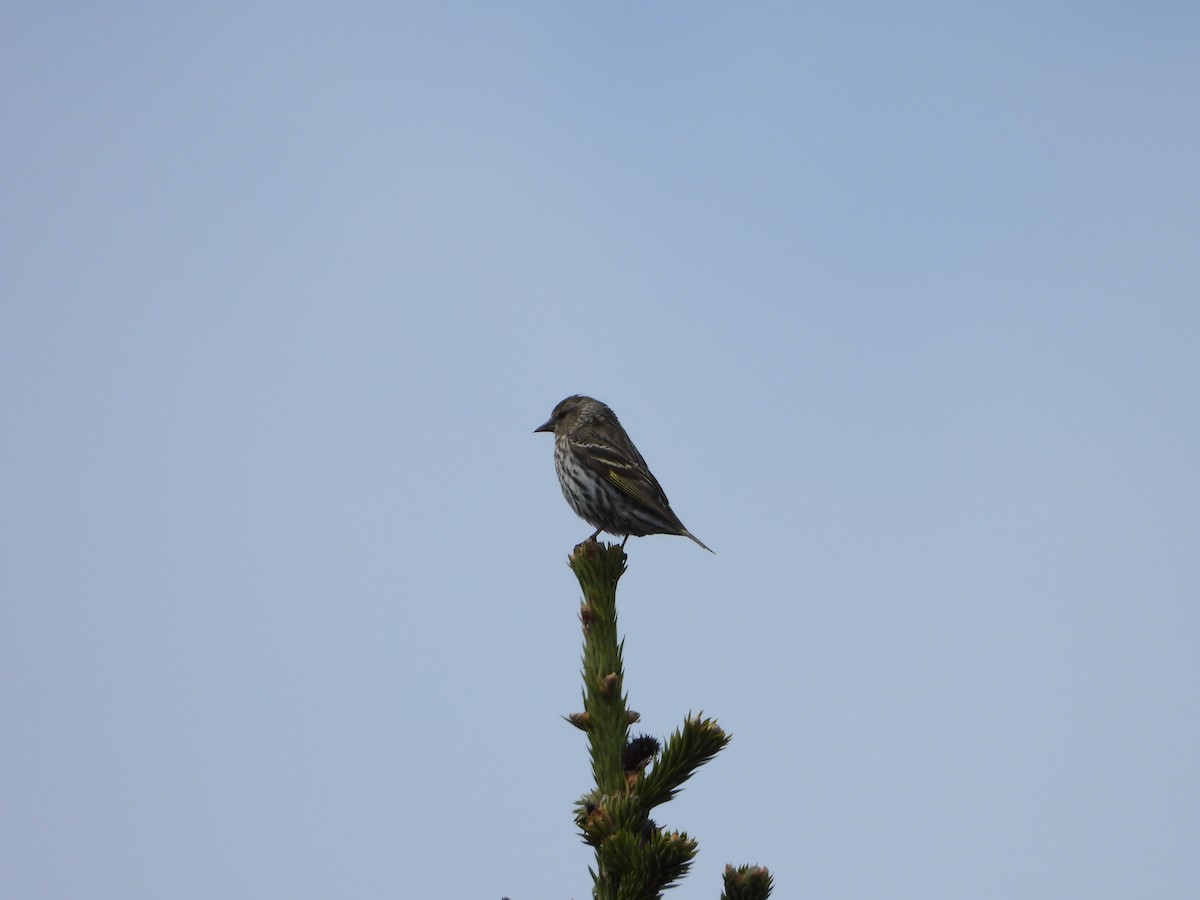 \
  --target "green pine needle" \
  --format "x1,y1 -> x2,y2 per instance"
721,864 -> 774,900
566,541 -> 767,898
638,714 -> 731,811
